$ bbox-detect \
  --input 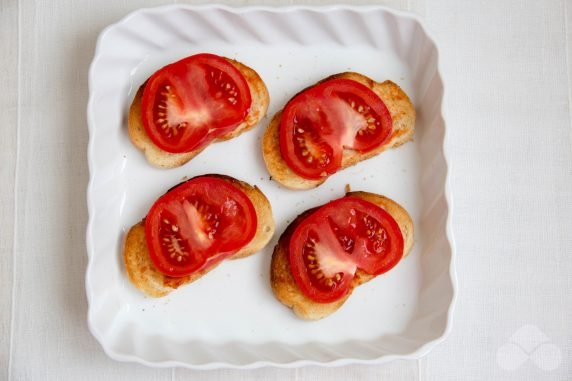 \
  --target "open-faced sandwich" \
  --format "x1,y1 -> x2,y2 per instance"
124,175 -> 275,297
263,72 -> 415,189
271,191 -> 413,319
129,53 -> 269,168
